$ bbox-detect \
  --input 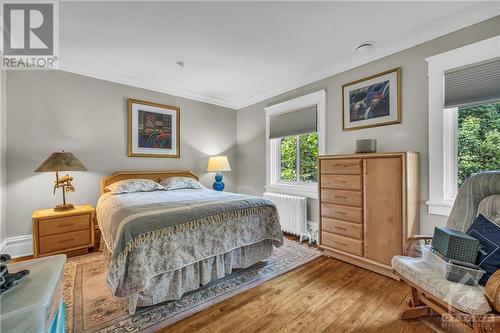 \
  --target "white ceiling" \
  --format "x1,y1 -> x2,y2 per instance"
59,1 -> 500,109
